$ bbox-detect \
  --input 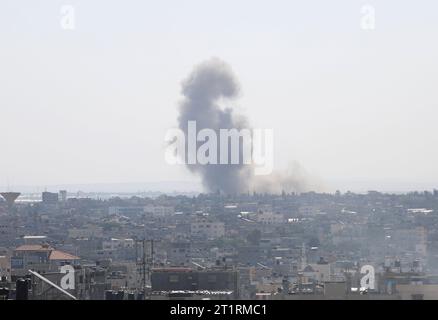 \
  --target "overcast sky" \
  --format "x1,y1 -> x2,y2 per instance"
1,0 -> 437,192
